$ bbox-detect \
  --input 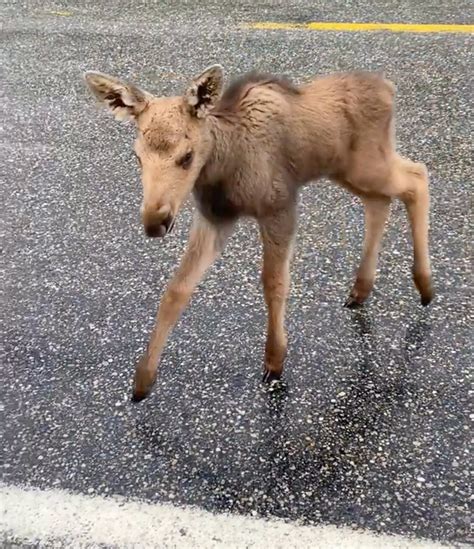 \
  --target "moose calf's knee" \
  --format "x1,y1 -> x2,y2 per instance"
163,285 -> 192,308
